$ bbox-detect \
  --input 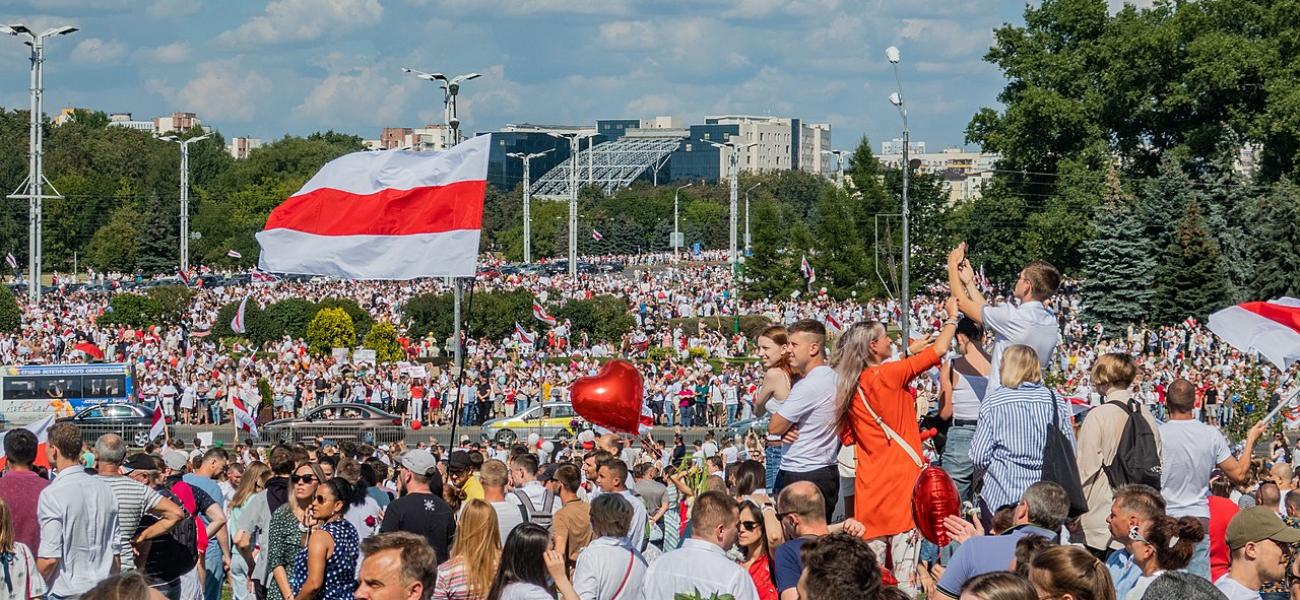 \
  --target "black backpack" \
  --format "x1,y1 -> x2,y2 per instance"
1102,400 -> 1163,491
1041,391 -> 1089,518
